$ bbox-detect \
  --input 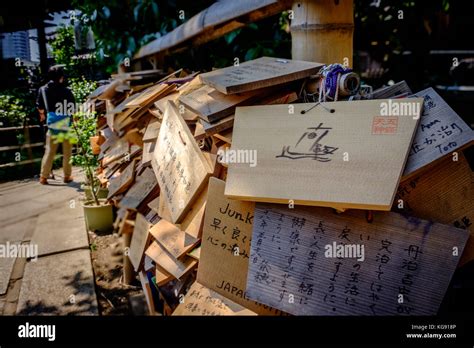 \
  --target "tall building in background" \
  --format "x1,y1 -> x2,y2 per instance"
1,31 -> 31,62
